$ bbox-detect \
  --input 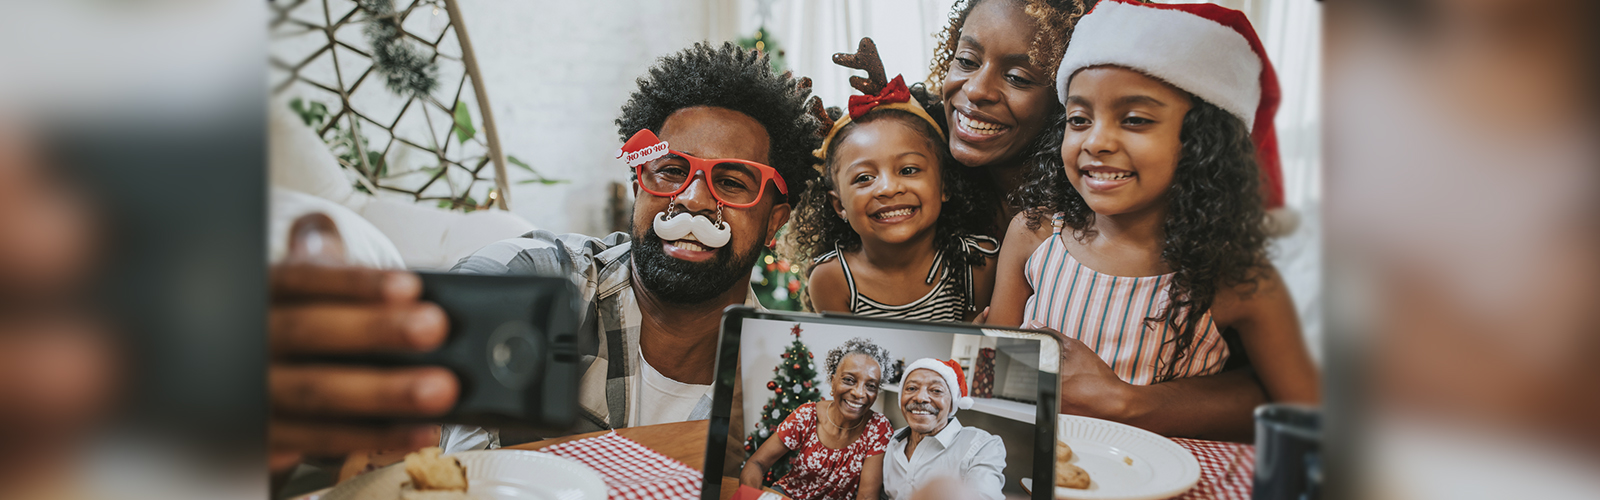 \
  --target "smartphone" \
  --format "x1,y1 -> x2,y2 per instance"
306,272 -> 586,434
